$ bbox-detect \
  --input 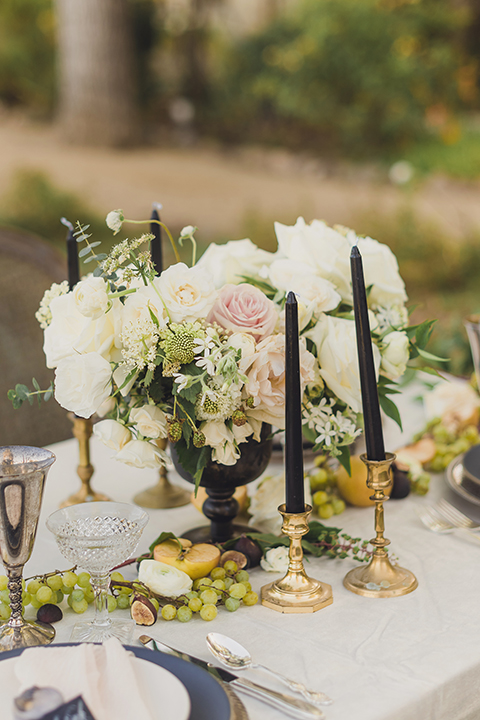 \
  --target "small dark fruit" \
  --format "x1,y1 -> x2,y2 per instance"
36,603 -> 63,624
219,550 -> 248,570
131,595 -> 158,626
391,464 -> 411,499
234,535 -> 263,567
